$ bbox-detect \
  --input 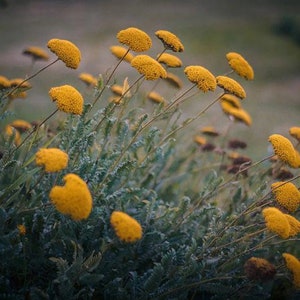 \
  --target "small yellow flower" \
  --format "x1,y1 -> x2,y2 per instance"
194,135 -> 207,146
289,126 -> 300,142
110,45 -> 134,62
244,257 -> 276,282
117,27 -> 152,52
10,119 -> 32,133
147,91 -> 166,105
110,211 -> 142,242
184,66 -> 216,92
155,30 -> 184,52
226,52 -> 254,80
284,214 -> 300,237
35,148 -> 68,172
110,84 -> 123,96
49,85 -> 84,115
220,93 -> 241,108
17,224 -> 26,235
157,53 -> 182,68
200,126 -> 220,137
282,253 -> 300,289
262,207 -> 290,239
47,38 -> 81,69
79,73 -> 98,87
23,46 -> 50,61
163,72 -> 183,89
216,76 -> 246,99
131,55 -> 167,80
50,173 -> 92,221
0,75 -> 11,89
5,125 -> 21,146
268,134 -> 300,168
271,182 -> 300,212
10,78 -> 32,91
221,102 -> 252,126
